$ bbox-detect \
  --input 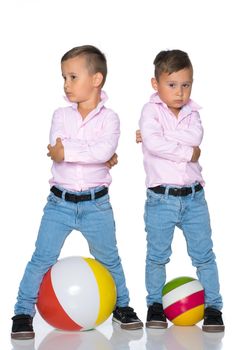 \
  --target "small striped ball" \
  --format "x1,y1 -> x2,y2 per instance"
37,256 -> 117,331
162,276 -> 204,326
